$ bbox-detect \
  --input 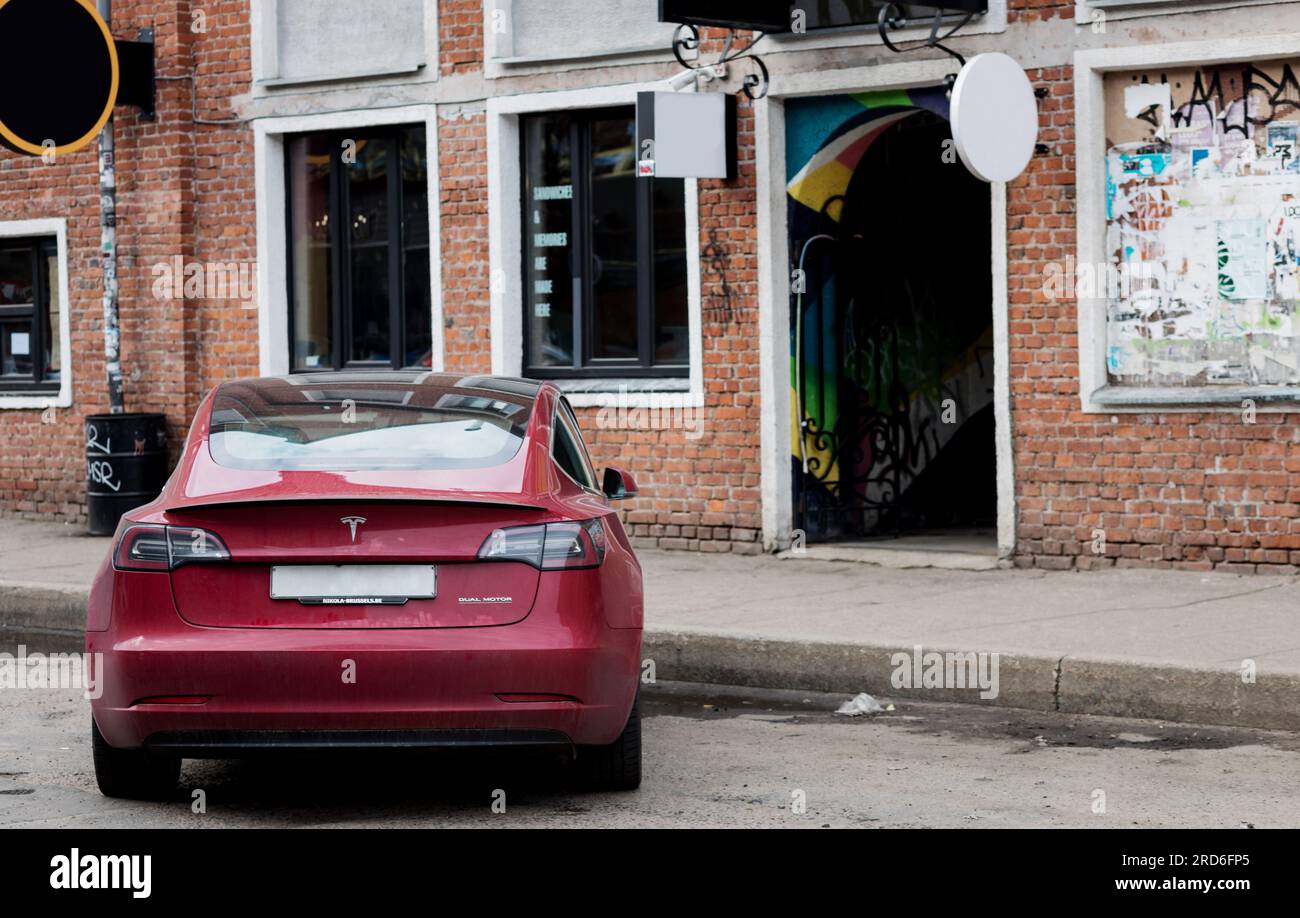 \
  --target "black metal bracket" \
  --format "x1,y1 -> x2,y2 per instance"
114,27 -> 156,121
1033,88 -> 1050,154
876,3 -> 973,71
671,25 -> 770,101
